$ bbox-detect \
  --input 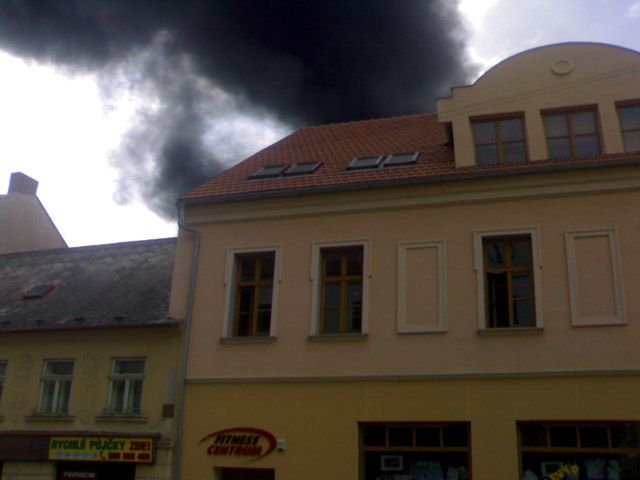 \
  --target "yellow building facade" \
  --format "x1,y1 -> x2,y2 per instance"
176,43 -> 640,480
0,239 -> 182,480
